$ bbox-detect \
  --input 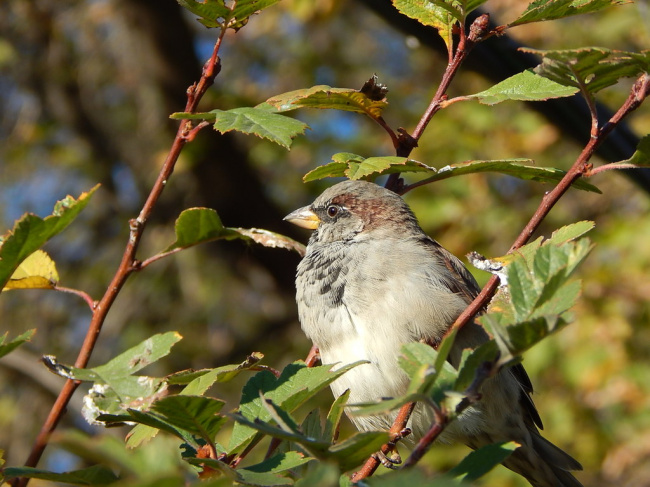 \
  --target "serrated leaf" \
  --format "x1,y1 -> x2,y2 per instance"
265,85 -> 388,118
511,0 -> 625,26
164,208 -> 305,255
326,431 -> 390,472
150,395 -> 227,443
2,465 -> 118,485
392,0 -> 460,50
526,48 -> 650,94
171,108 -> 307,148
0,185 -> 98,289
176,0 -> 281,30
469,69 -> 578,105
547,221 -> 595,245
3,249 -> 59,291
446,441 -> 519,481
304,154 -> 435,182
229,361 -> 366,453
0,329 -> 35,359
45,332 -> 181,425
411,159 -> 600,192
176,0 -> 229,28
